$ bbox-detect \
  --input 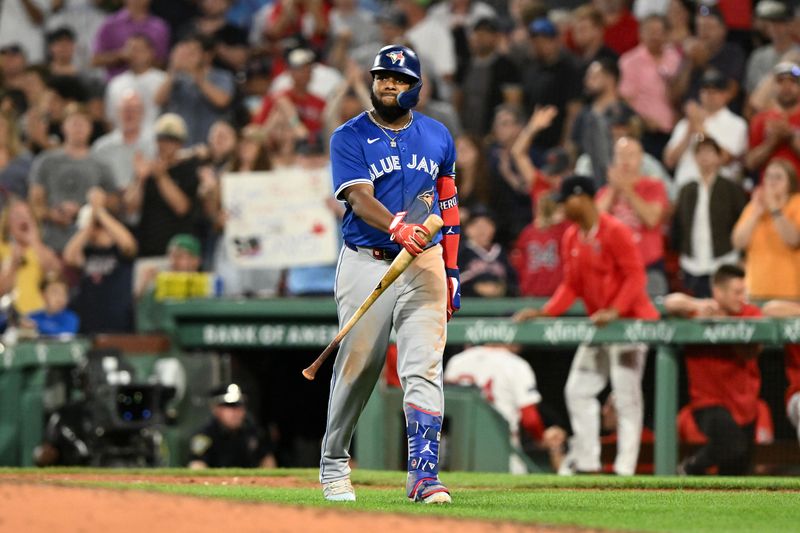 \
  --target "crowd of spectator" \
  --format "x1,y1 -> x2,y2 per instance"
3,0 -> 800,473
